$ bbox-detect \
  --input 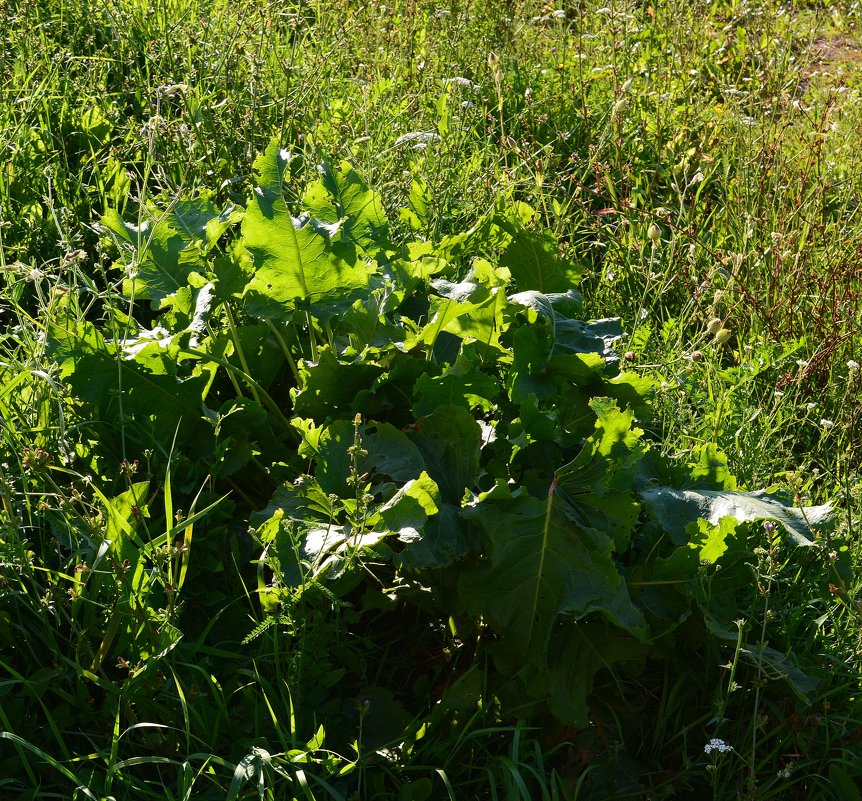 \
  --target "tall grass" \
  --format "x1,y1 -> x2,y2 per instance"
1,0 -> 860,798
